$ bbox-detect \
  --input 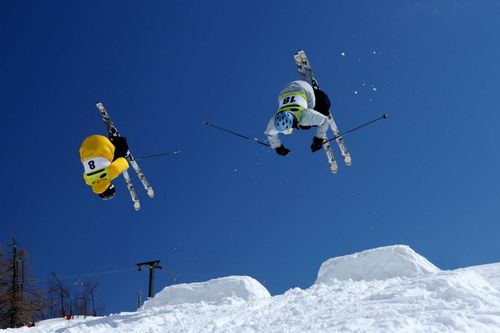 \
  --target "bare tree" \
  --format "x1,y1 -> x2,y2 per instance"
0,238 -> 43,328
17,249 -> 44,323
47,272 -> 72,318
0,245 -> 7,326
45,275 -> 106,319
84,279 -> 99,317
44,290 -> 57,319
0,240 -> 109,325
